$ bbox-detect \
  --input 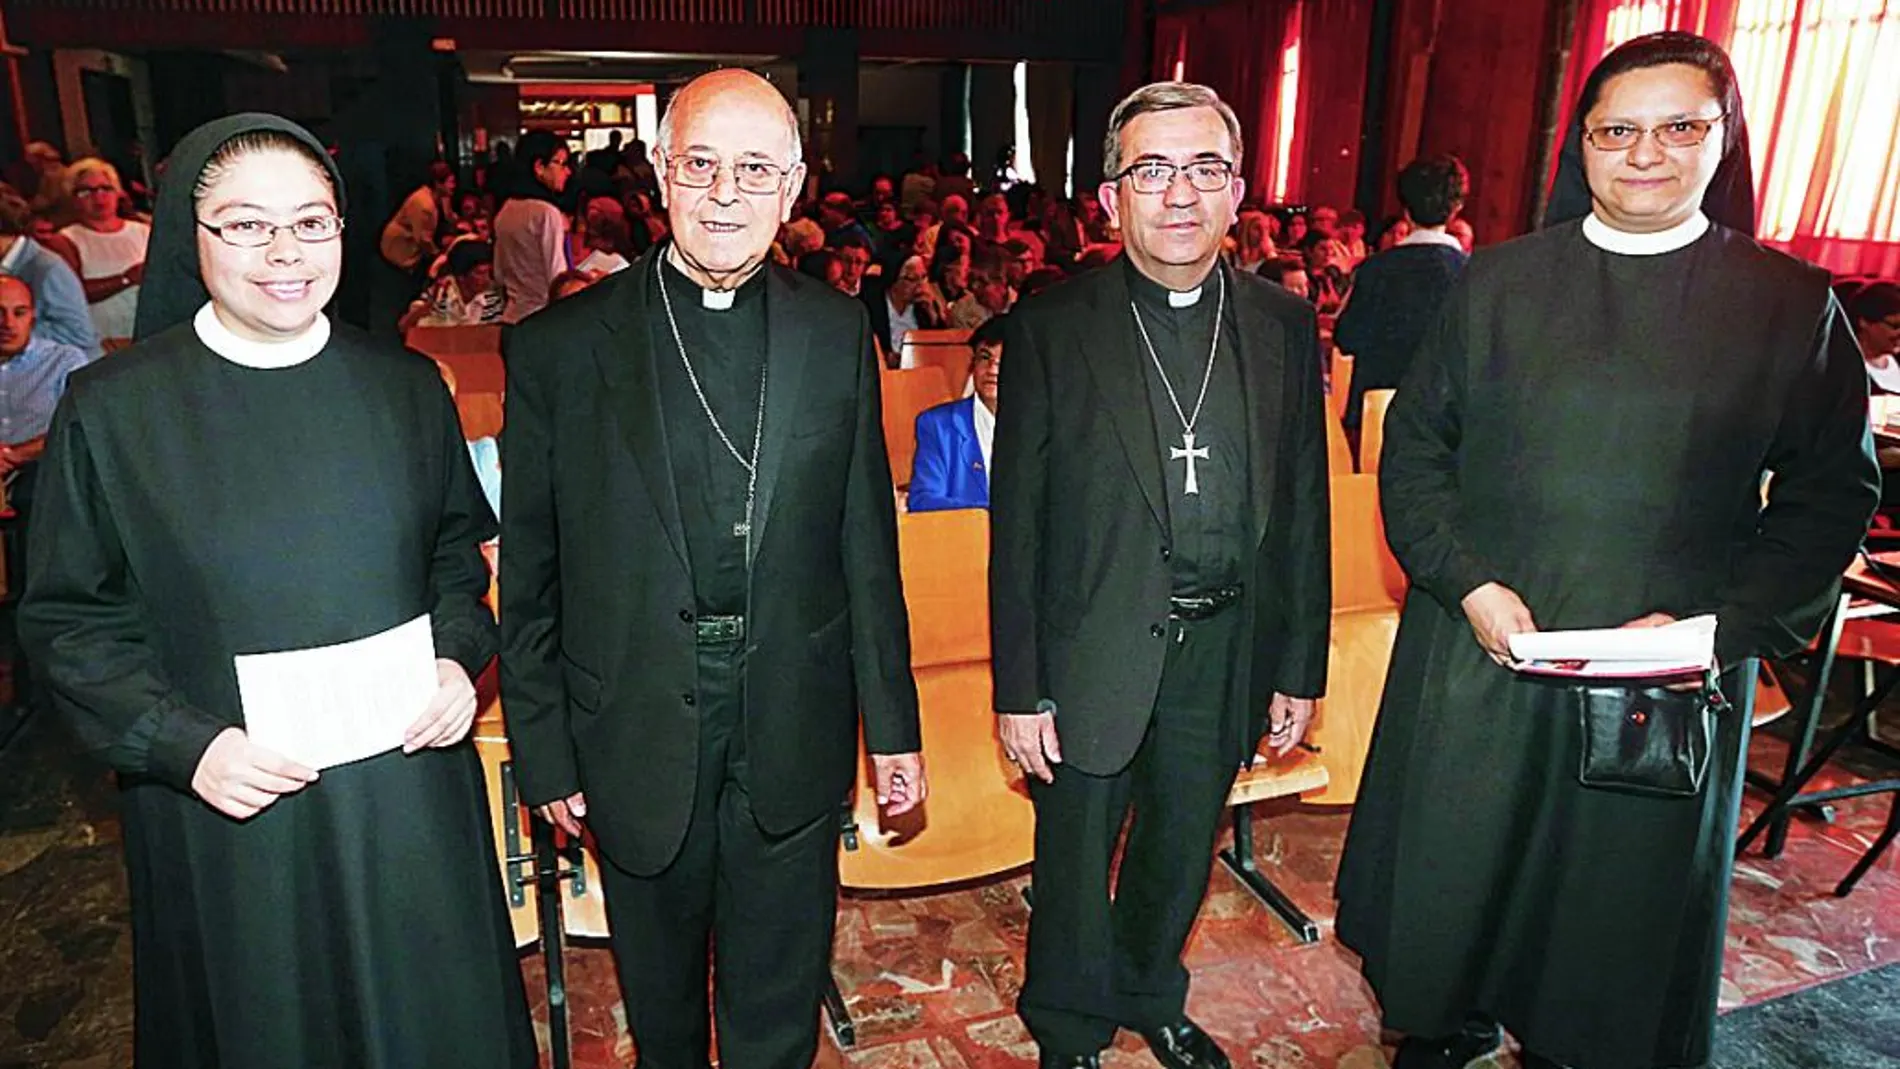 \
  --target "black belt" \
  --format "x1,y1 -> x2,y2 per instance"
1167,585 -> 1243,621
694,614 -> 746,645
